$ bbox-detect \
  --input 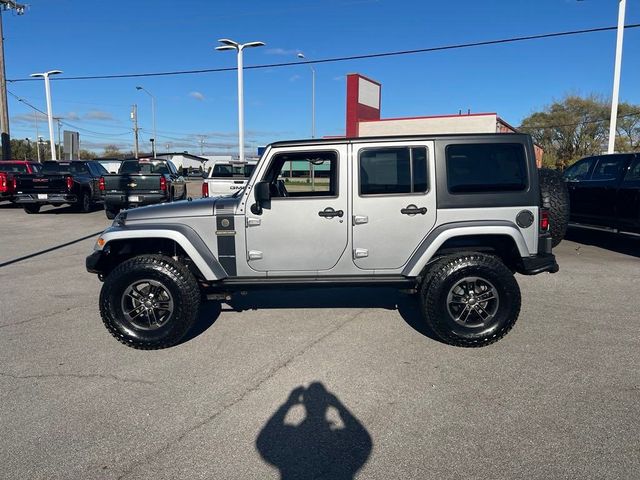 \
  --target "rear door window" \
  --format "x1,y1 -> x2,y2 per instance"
591,155 -> 628,181
446,143 -> 527,193
359,147 -> 428,195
